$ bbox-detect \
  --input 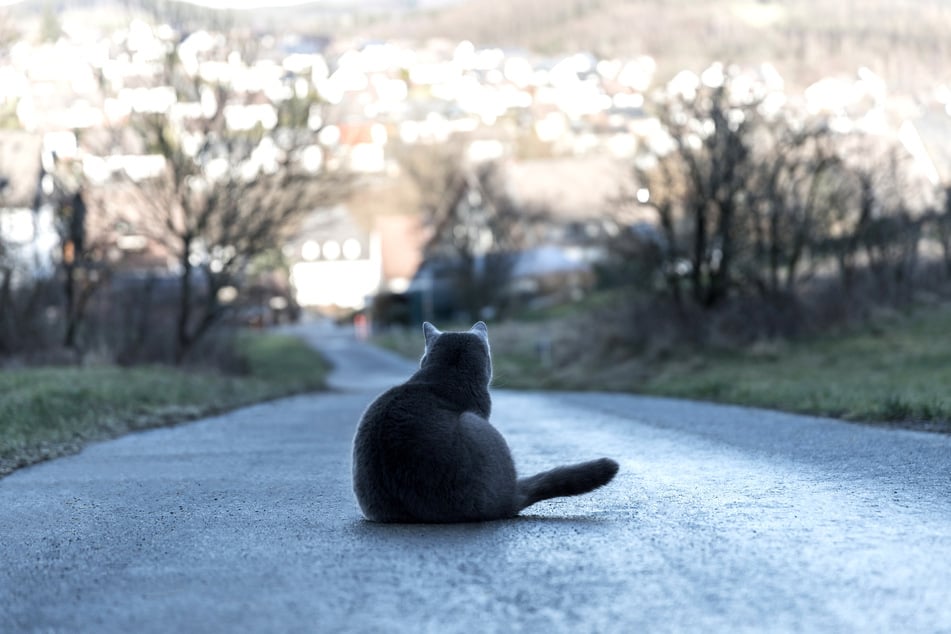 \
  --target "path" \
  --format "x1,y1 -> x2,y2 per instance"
2,321 -> 949,633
